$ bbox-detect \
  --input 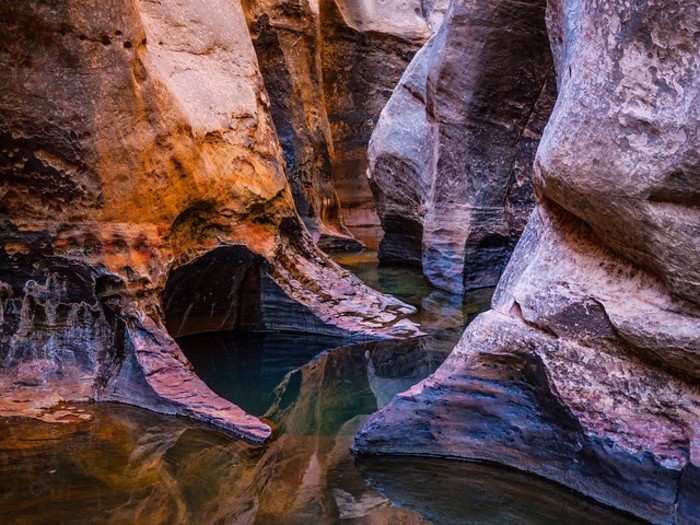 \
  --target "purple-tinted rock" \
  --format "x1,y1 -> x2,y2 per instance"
355,1 -> 700,523
368,0 -> 555,294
